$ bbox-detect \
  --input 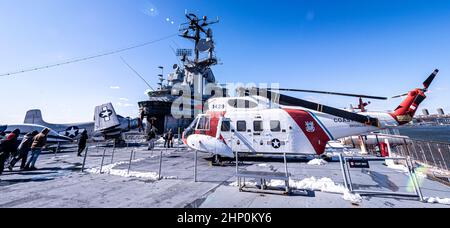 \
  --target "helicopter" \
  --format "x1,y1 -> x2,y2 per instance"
182,70 -> 439,162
